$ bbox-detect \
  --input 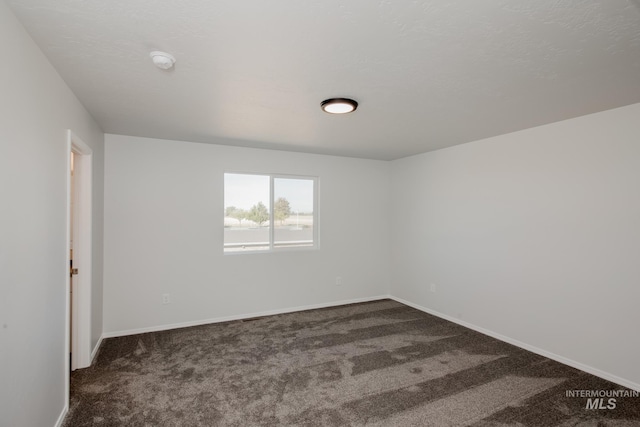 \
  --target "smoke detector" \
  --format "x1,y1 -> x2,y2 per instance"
150,51 -> 176,70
